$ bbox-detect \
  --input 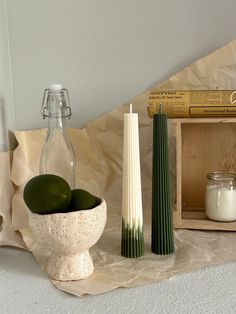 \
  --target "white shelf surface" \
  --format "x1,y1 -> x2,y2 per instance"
1,246 -> 236,314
